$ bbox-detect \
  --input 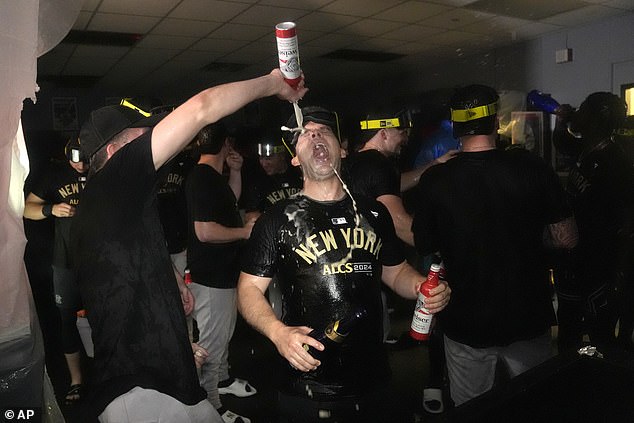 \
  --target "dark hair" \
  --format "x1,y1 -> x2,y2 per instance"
450,84 -> 499,138
196,121 -> 228,155
571,92 -> 627,137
